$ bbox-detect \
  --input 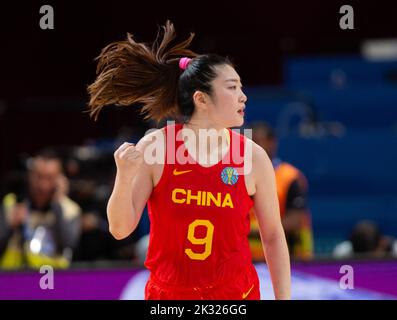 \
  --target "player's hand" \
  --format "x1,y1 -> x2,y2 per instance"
114,142 -> 144,179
